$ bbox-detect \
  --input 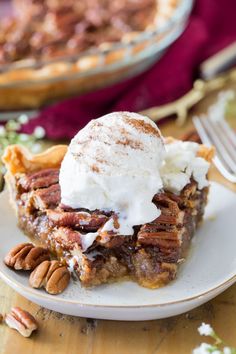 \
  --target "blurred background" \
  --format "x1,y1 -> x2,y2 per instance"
0,0 -> 235,140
